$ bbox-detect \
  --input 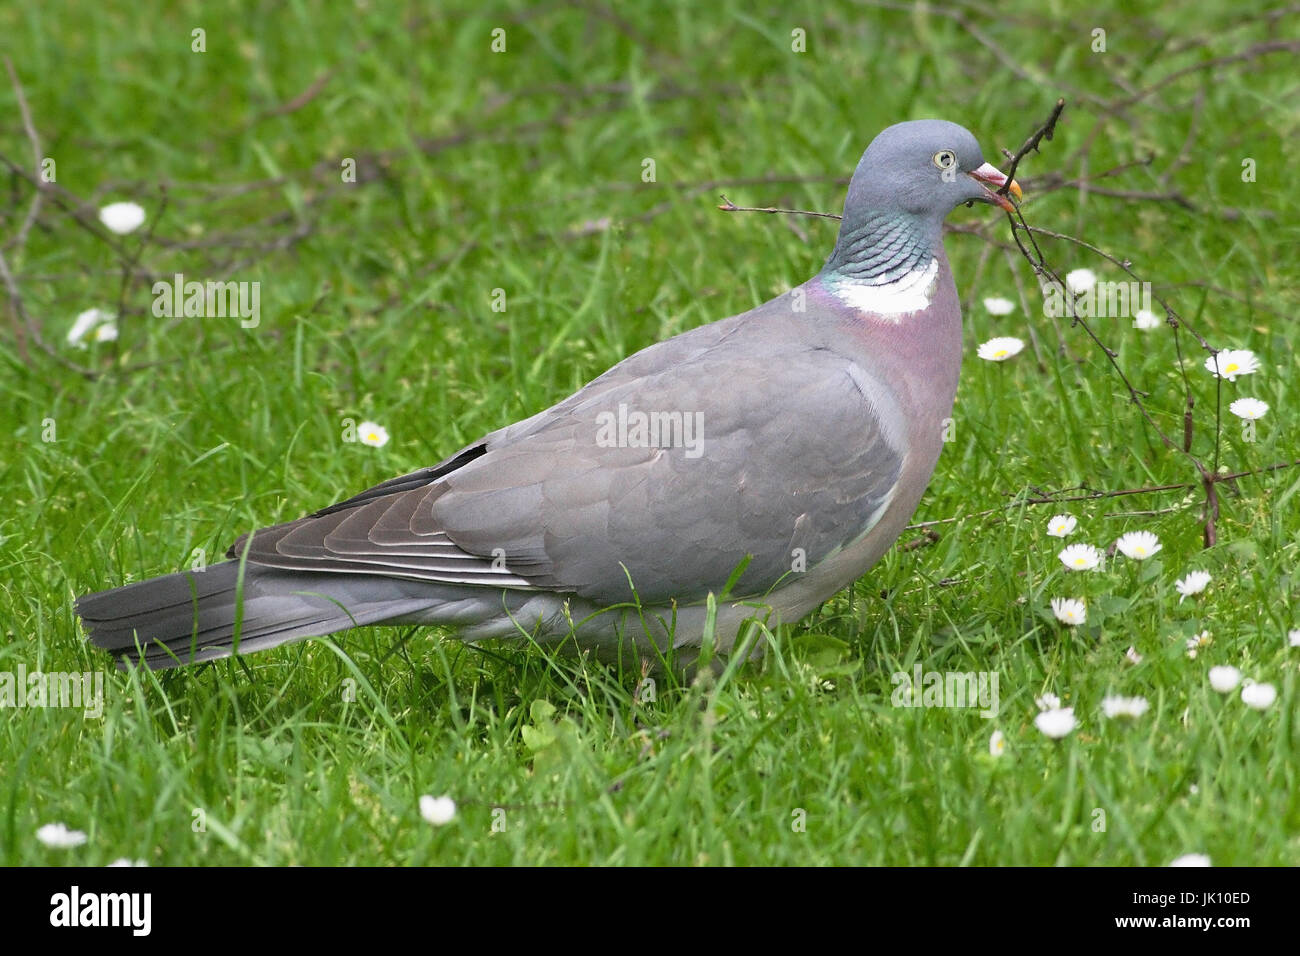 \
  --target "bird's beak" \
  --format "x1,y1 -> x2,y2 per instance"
967,162 -> 1022,213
